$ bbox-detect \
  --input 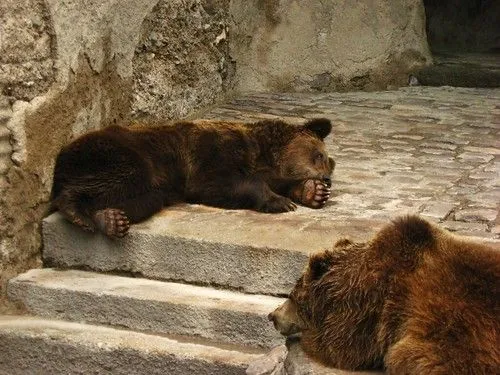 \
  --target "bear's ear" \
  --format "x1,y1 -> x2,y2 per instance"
374,215 -> 435,268
307,252 -> 332,281
302,118 -> 332,140
391,215 -> 435,249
